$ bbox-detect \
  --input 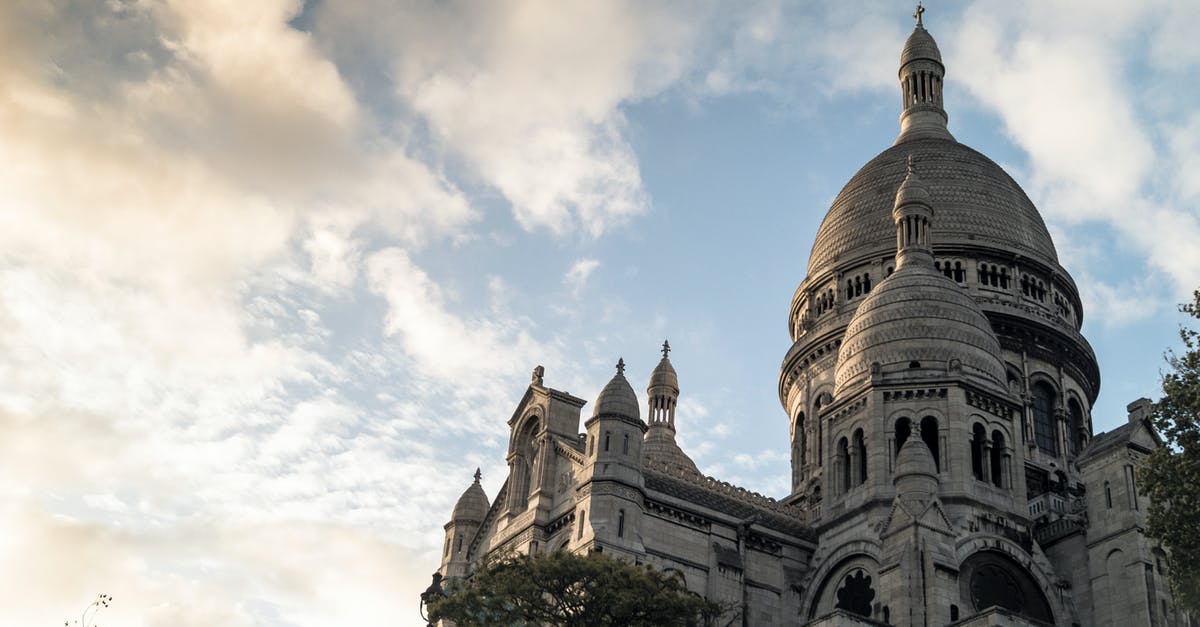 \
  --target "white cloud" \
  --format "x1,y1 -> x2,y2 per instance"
564,258 -> 601,295
952,0 -> 1200,300
366,247 -> 552,386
